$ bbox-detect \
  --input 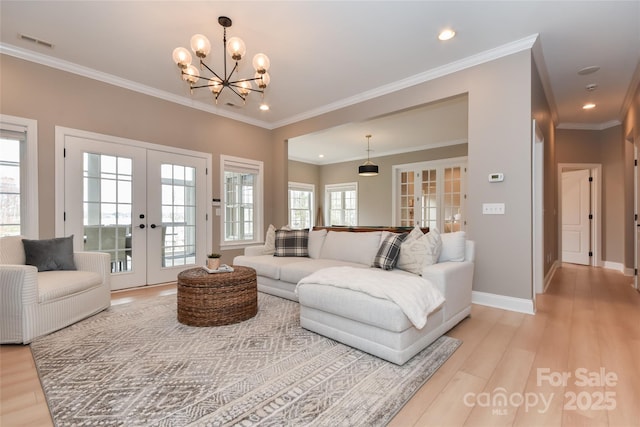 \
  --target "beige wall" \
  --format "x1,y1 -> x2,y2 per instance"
288,159 -> 321,194
556,129 -> 602,163
622,76 -> 640,270
601,126 -> 625,265
273,50 -> 535,301
531,53 -> 556,278
0,54 -> 279,264
555,127 -> 625,264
